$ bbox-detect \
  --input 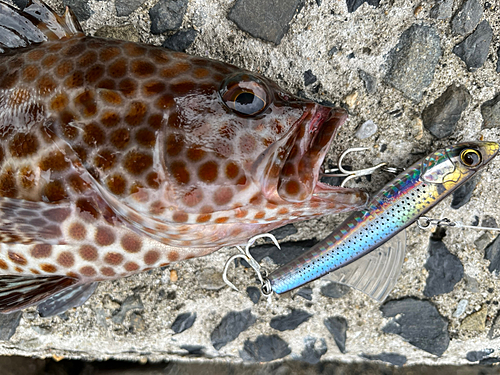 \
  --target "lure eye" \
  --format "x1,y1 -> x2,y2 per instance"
460,149 -> 482,167
220,73 -> 269,116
